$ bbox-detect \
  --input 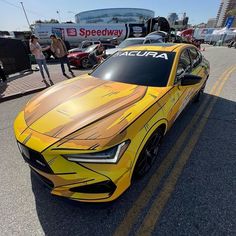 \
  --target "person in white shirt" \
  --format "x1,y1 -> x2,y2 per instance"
29,35 -> 51,80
